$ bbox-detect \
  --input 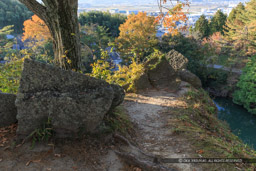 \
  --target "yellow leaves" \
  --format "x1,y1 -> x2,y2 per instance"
116,12 -> 157,61
67,59 -> 72,64
70,33 -> 76,36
